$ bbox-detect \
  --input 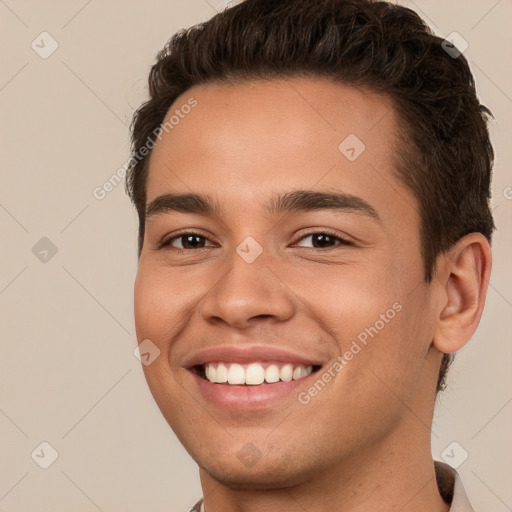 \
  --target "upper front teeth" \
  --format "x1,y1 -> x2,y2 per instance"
204,362 -> 313,385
